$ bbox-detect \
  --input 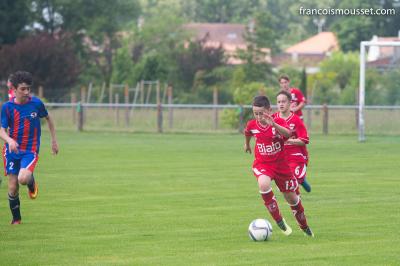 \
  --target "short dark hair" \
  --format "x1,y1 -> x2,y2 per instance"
277,90 -> 292,101
252,95 -> 271,108
278,74 -> 290,82
10,71 -> 33,88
